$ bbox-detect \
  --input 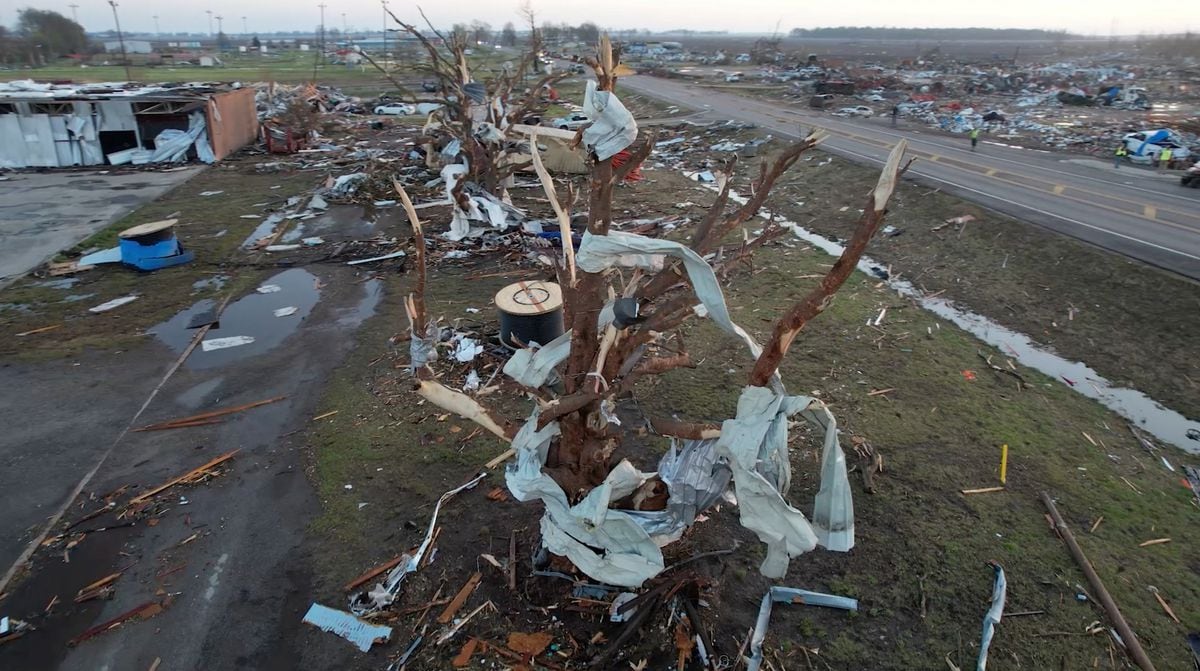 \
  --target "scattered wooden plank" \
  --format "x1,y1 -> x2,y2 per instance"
1138,538 -> 1171,548
961,486 -> 1005,495
68,599 -> 168,646
133,396 -> 286,432
452,637 -> 479,667
74,573 -> 121,602
312,410 -> 339,421
16,324 -> 62,337
485,448 -> 515,470
128,450 -> 240,505
437,571 -> 482,624
343,554 -> 406,593
867,388 -> 895,397
1090,516 -> 1104,533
